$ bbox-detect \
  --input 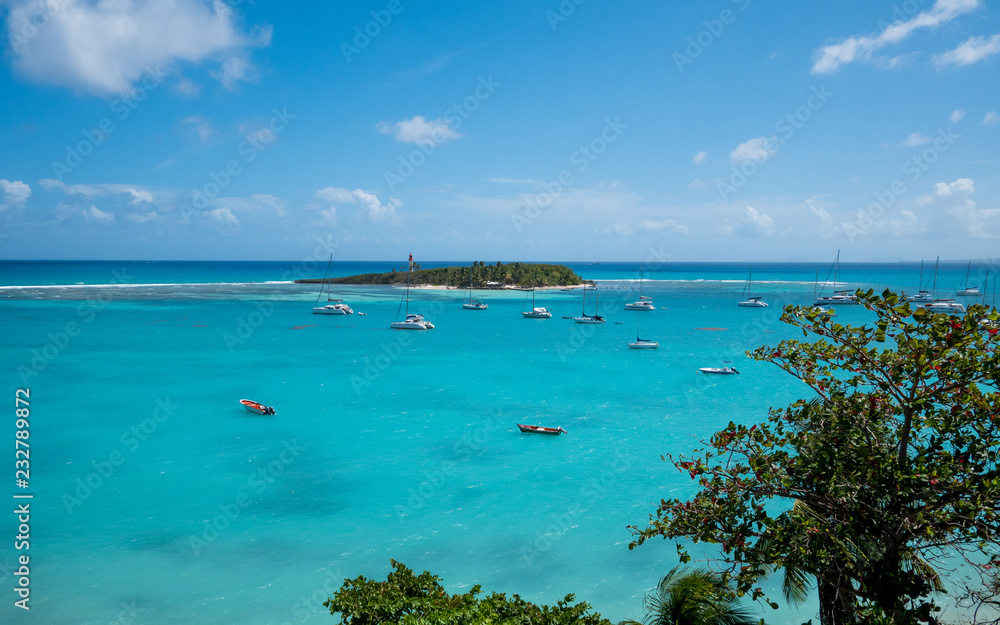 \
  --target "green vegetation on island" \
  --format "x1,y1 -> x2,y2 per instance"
297,261 -> 584,287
